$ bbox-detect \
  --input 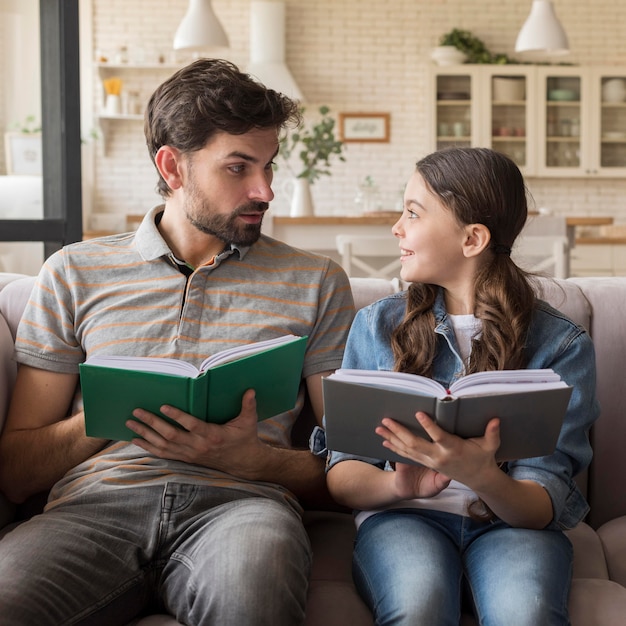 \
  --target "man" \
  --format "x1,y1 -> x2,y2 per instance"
0,59 -> 354,625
